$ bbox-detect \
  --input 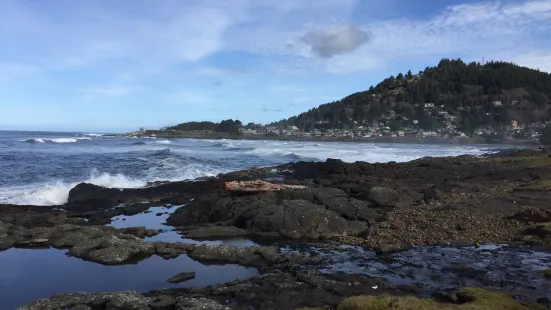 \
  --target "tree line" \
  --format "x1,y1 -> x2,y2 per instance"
271,59 -> 551,132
